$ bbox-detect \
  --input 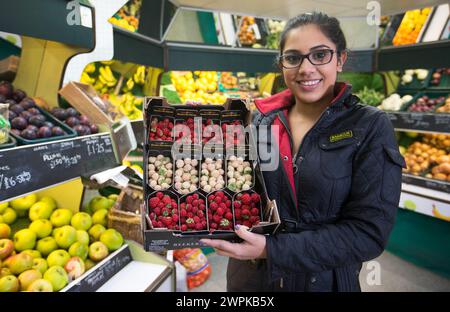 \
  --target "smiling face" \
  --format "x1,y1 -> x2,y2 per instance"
281,24 -> 347,105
